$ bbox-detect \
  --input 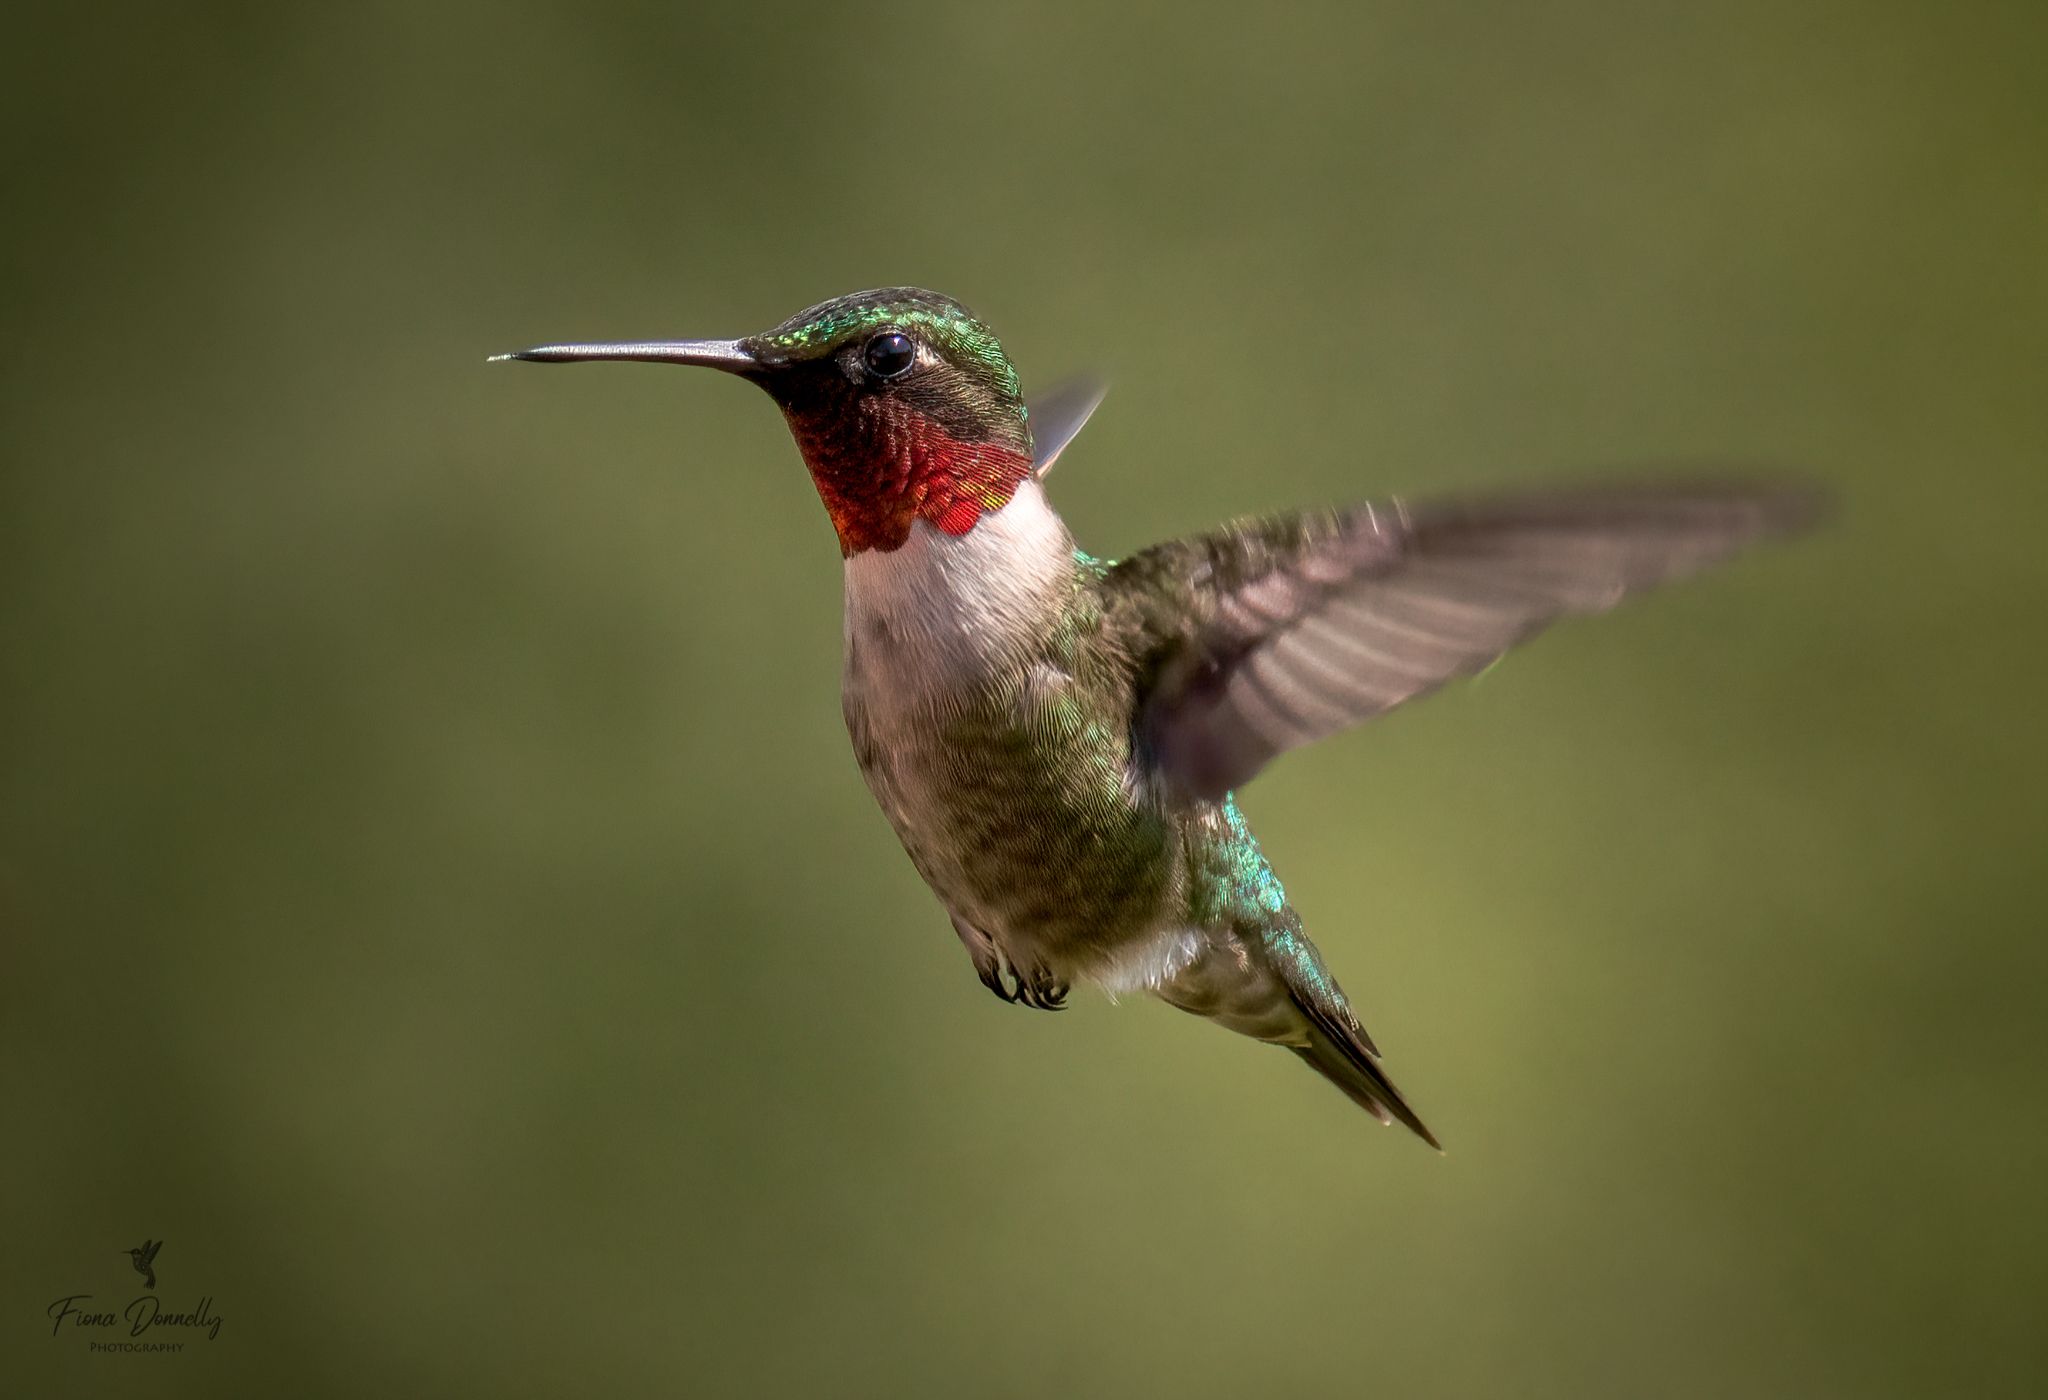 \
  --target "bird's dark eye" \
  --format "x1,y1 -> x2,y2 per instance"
863,331 -> 916,380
